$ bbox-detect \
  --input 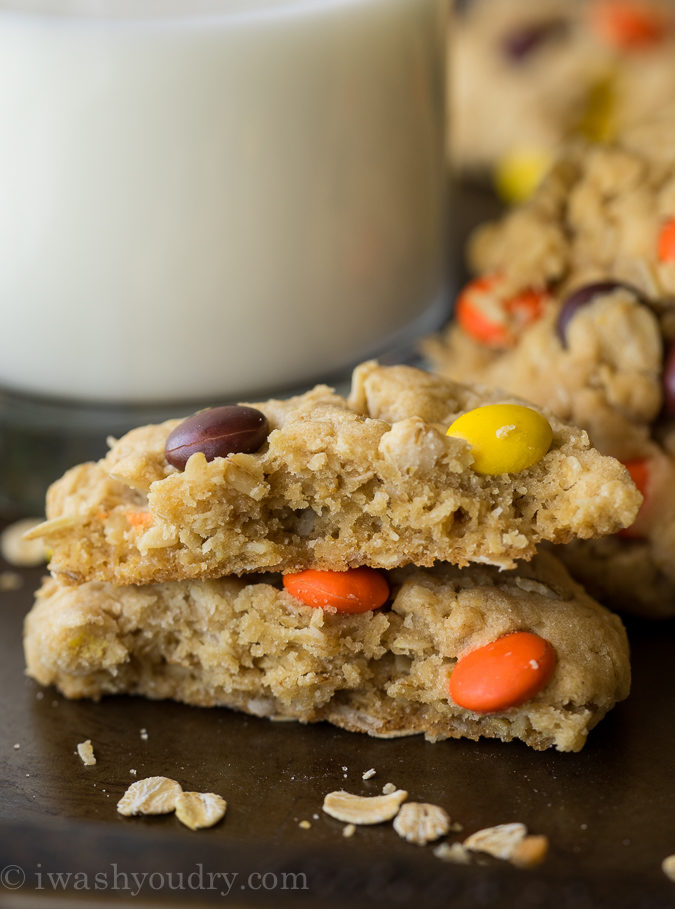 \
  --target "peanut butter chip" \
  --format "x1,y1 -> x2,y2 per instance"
175,792 -> 227,830
322,789 -> 408,825
116,776 -> 183,816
